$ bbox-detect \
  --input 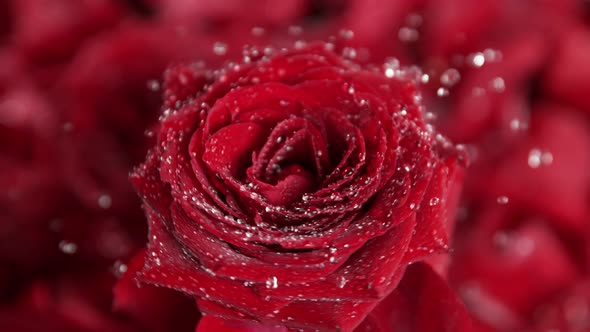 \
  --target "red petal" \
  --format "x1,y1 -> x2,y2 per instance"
196,315 -> 287,332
